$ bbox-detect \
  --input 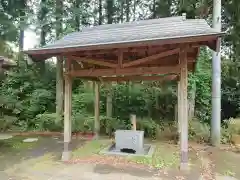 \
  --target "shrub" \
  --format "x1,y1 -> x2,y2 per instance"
227,118 -> 240,134
0,115 -> 17,131
188,119 -> 210,143
72,112 -> 94,133
137,118 -> 161,139
155,121 -> 178,141
34,113 -> 62,131
221,118 -> 240,144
